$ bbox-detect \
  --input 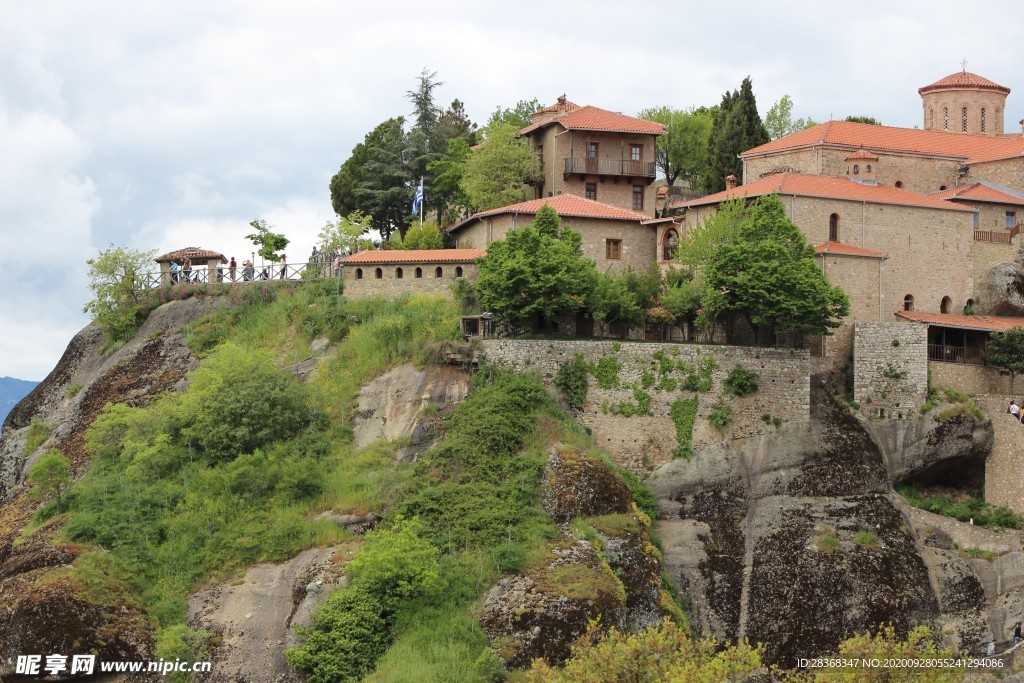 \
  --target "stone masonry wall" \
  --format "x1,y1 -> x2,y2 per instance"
976,396 -> 1024,514
342,262 -> 477,299
854,322 -> 928,416
479,339 -> 810,473
930,362 -> 1013,395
